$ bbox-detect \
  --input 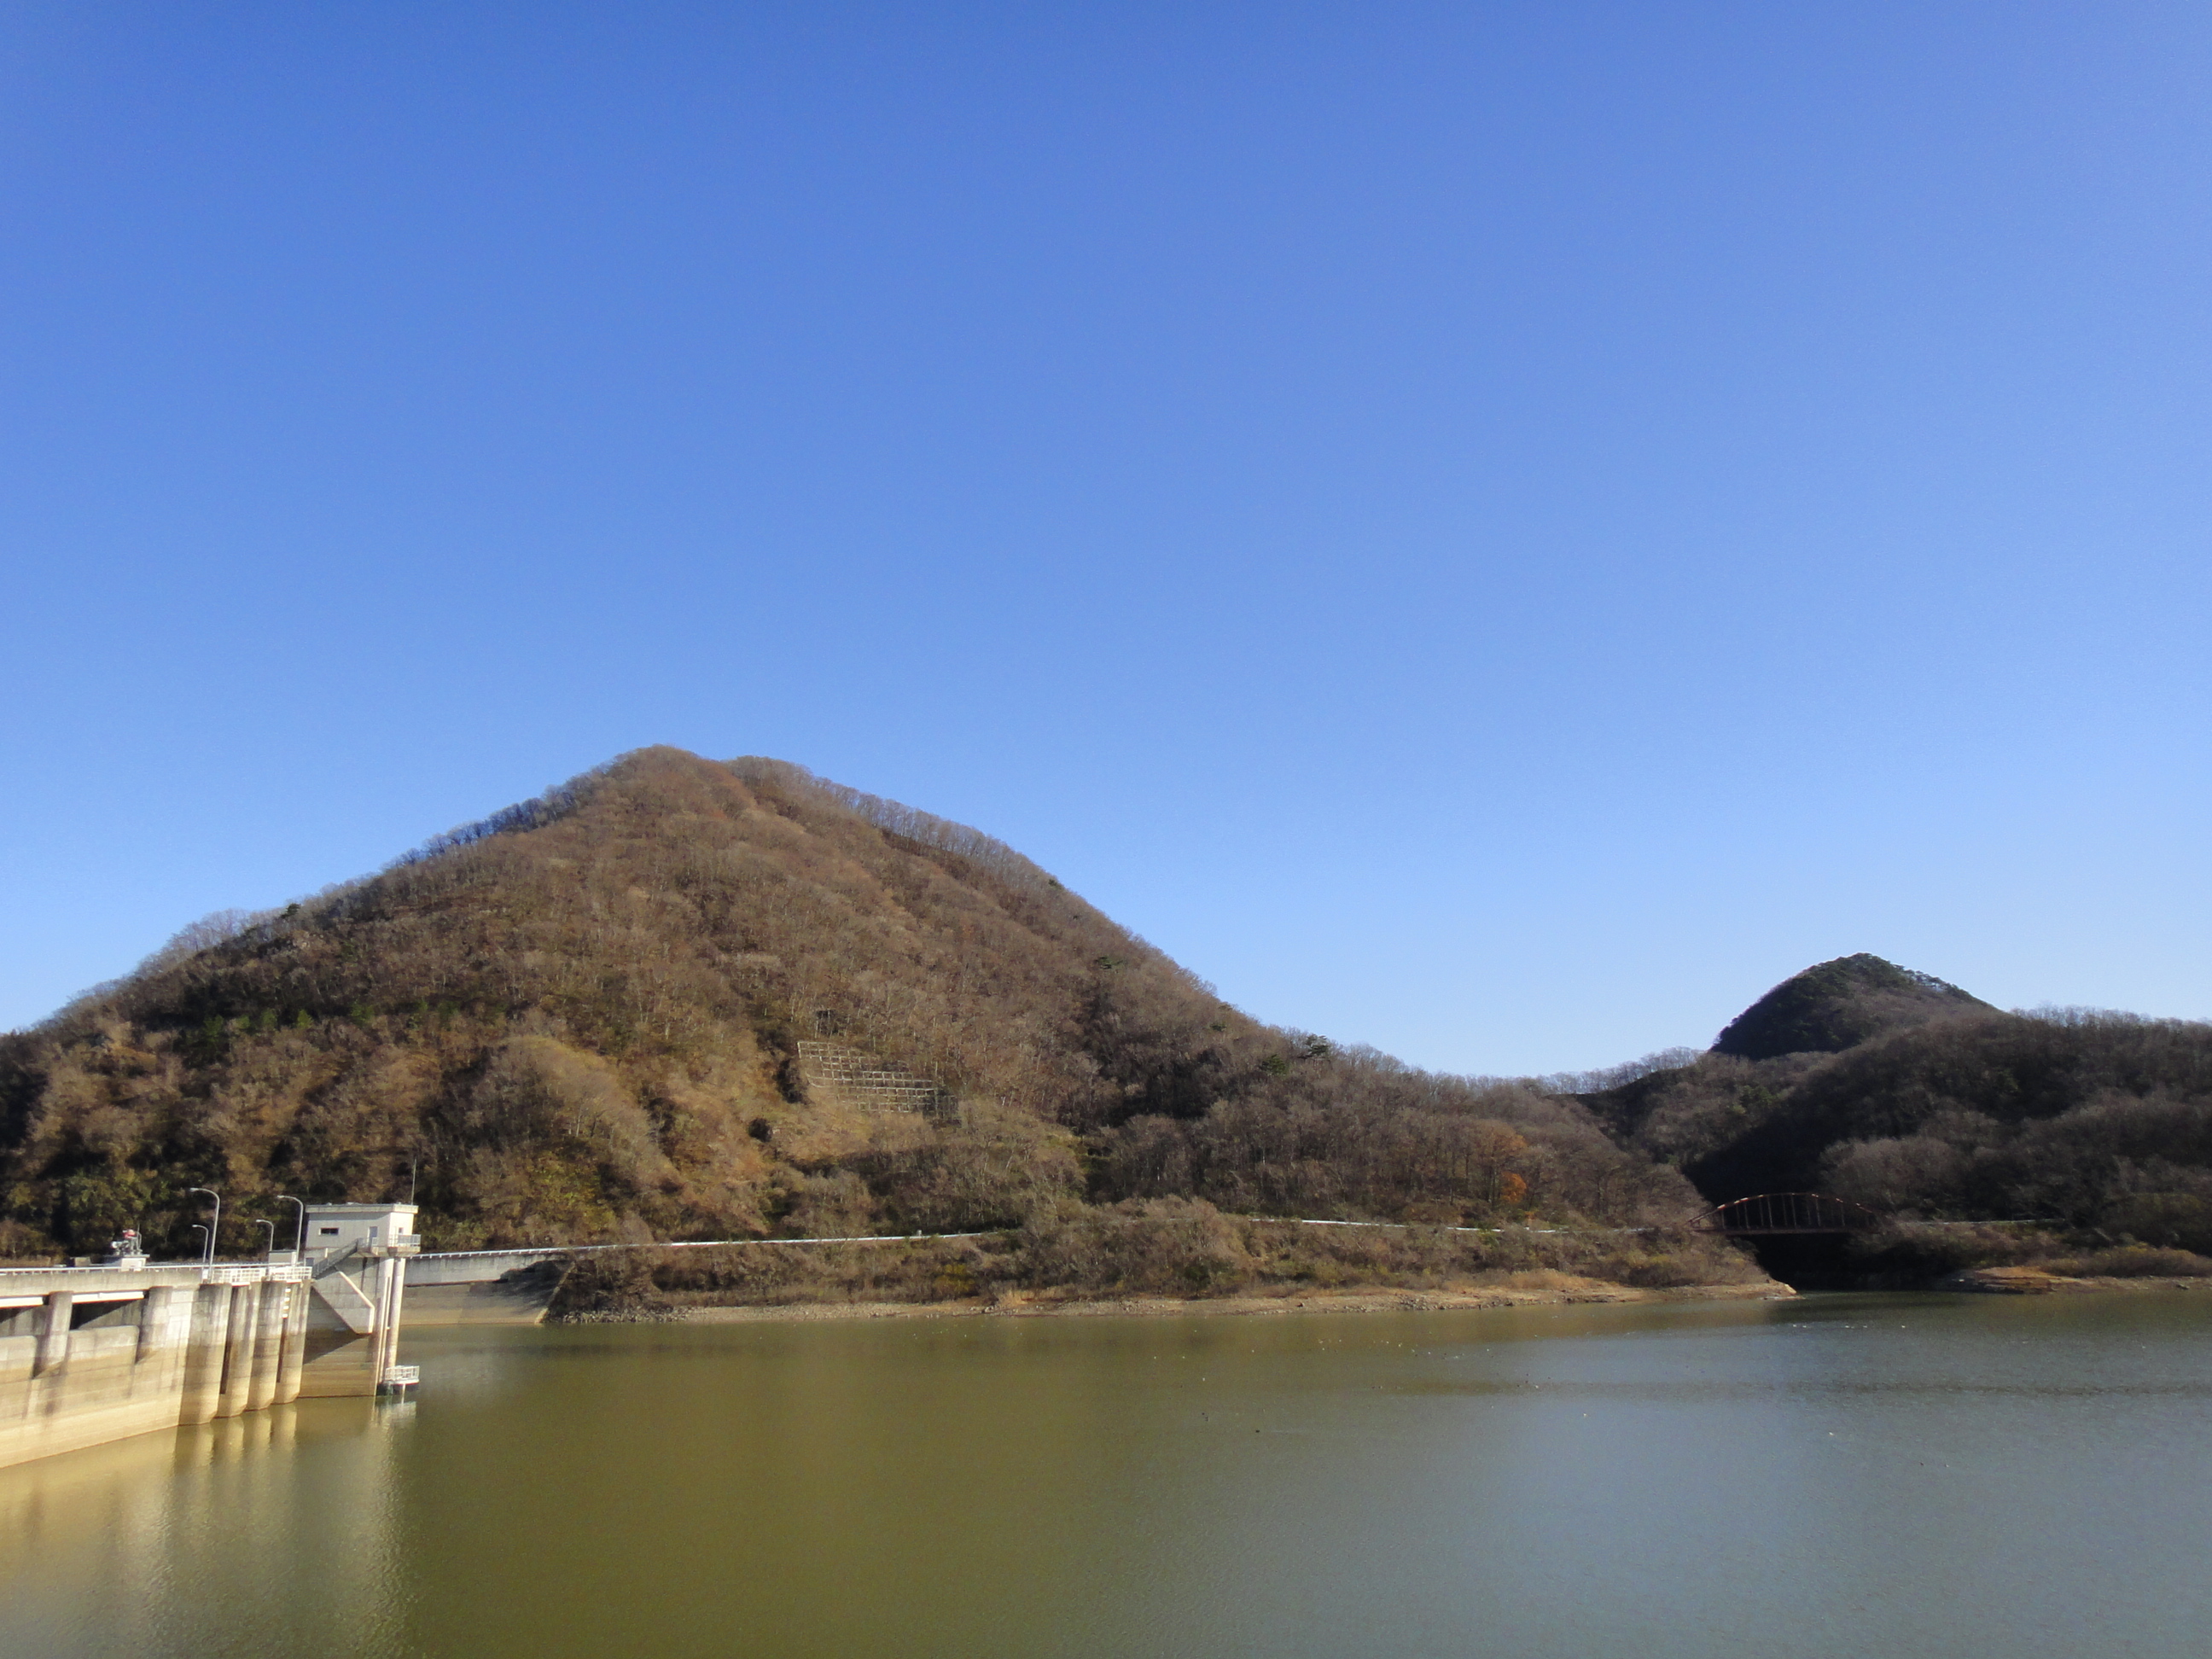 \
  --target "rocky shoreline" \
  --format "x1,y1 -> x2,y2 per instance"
570,1270 -> 2212,1322
1935,1266 -> 2212,1295
673,1276 -> 1795,1324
